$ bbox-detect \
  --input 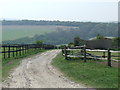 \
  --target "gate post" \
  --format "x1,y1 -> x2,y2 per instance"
107,48 -> 111,67
62,49 -> 64,55
84,46 -> 86,62
64,46 -> 67,60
